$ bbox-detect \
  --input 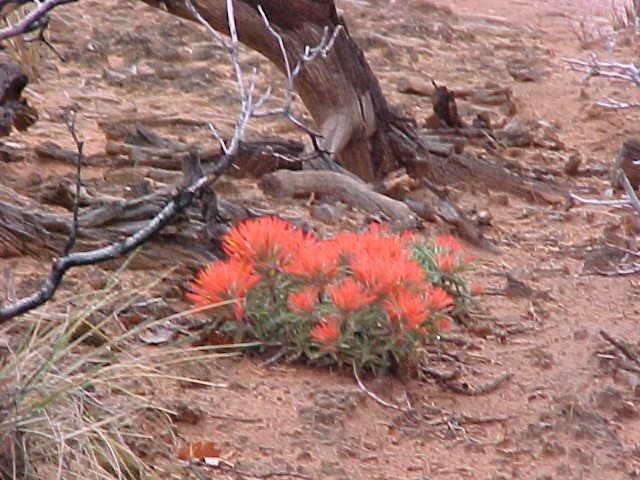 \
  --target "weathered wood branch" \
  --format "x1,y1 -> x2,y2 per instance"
0,154 -> 227,322
407,150 -> 567,204
260,169 -> 419,229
